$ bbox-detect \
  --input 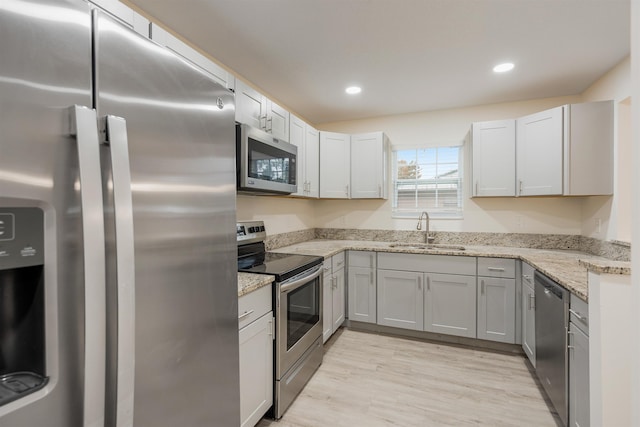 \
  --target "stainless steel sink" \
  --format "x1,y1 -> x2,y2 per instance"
388,243 -> 466,251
